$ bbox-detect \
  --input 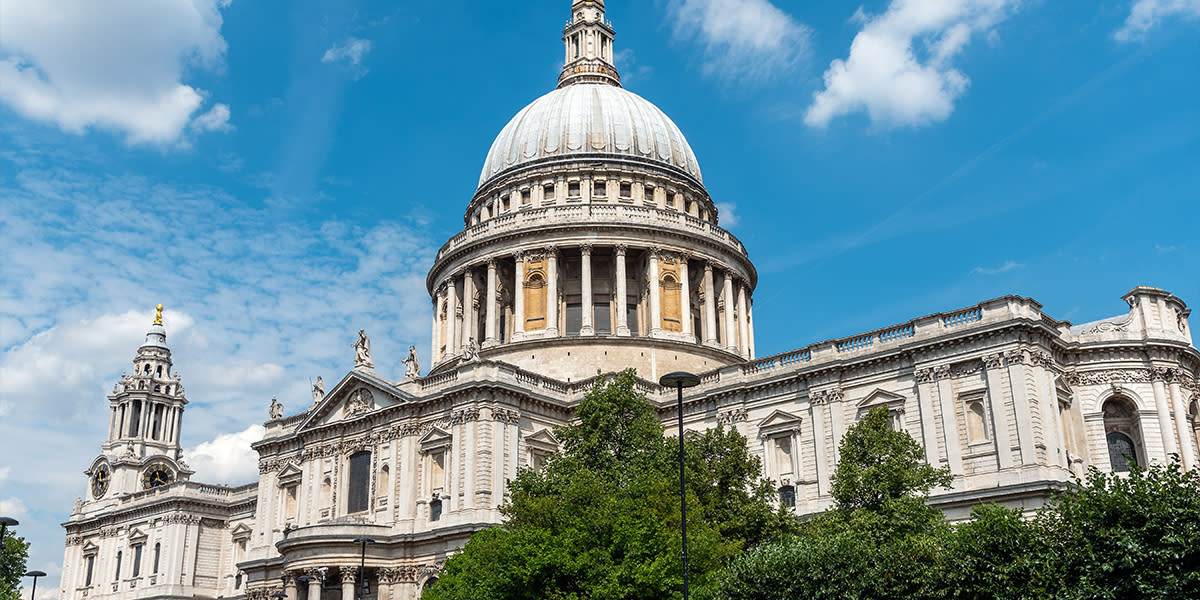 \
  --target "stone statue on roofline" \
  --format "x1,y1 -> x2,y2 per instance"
312,376 -> 325,404
404,345 -> 421,379
269,397 -> 283,420
353,329 -> 374,371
